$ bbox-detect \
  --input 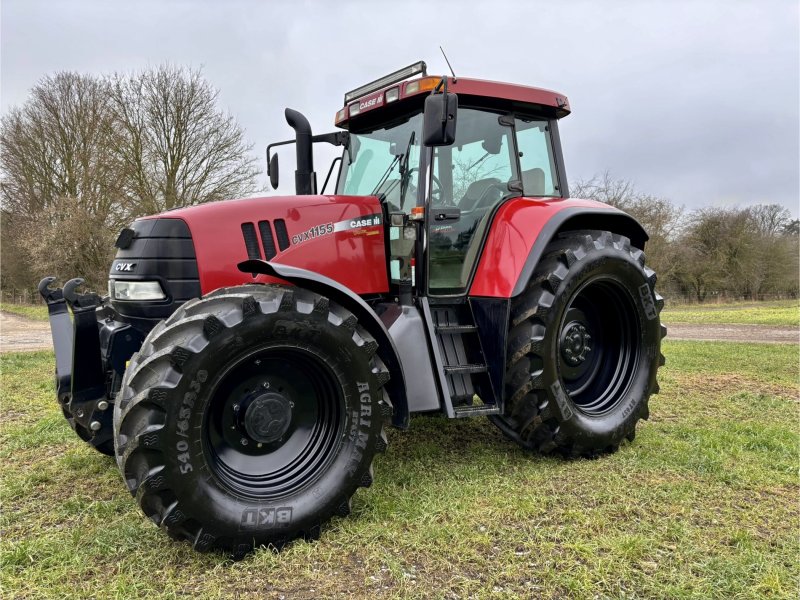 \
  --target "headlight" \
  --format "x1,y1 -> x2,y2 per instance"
110,280 -> 166,301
